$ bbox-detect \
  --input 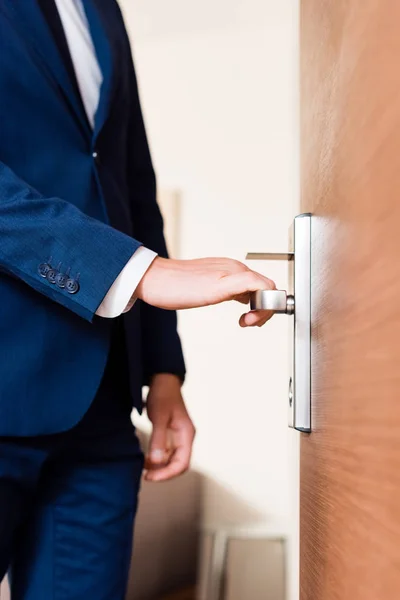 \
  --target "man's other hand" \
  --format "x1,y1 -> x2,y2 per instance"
136,257 -> 276,327
144,374 -> 195,482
